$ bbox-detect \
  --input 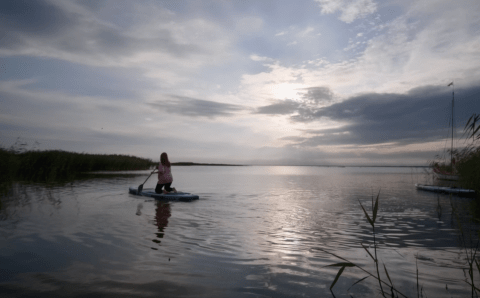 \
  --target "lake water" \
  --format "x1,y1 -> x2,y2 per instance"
0,166 -> 478,297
